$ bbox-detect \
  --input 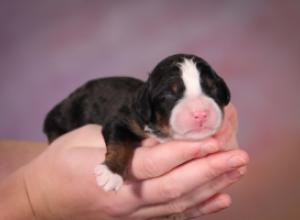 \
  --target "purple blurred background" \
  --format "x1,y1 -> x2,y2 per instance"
1,0 -> 300,219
